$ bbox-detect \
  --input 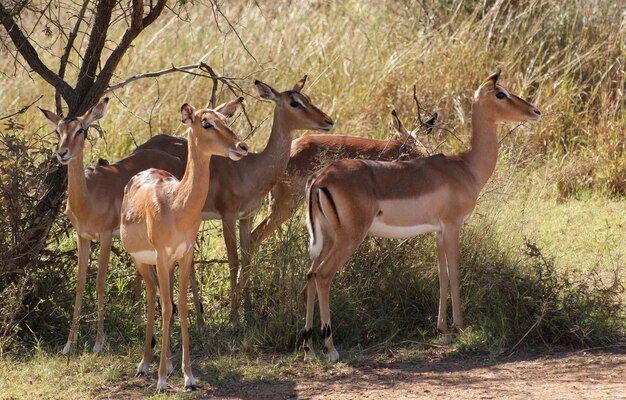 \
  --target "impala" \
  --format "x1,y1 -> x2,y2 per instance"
302,70 -> 541,361
120,98 -> 248,392
39,98 -> 186,355
250,109 -> 436,247
135,76 -> 334,323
